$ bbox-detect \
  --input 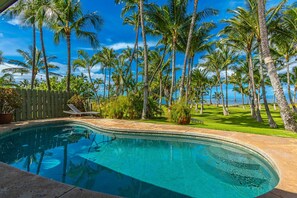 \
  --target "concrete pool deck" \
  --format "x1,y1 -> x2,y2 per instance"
0,117 -> 297,198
